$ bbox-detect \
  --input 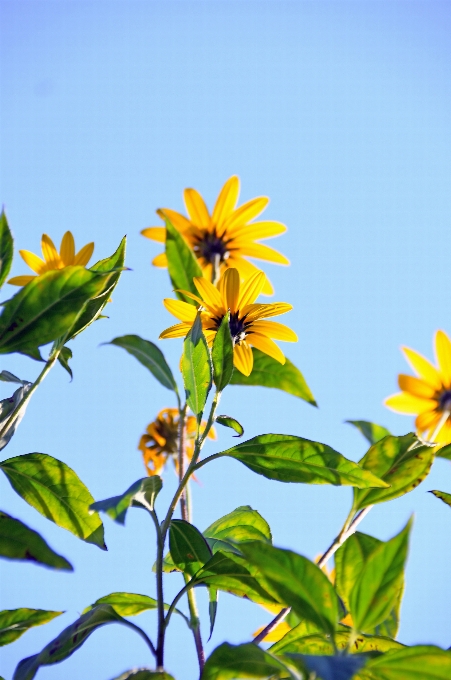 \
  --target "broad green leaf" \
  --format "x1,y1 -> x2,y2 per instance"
0,511 -> 72,570
0,382 -> 32,451
112,672 -> 175,680
67,236 -> 127,339
358,645 -> 451,680
286,653 -> 367,680
90,477 -> 162,525
84,592 -> 189,627
165,220 -> 202,305
430,489 -> 451,507
182,314 -> 212,415
334,532 -> 381,612
353,433 -> 434,511
0,211 -> 13,289
108,335 -> 178,393
169,519 -> 212,577
346,420 -> 391,445
350,519 -> 411,633
0,609 -> 62,647
0,266 -> 113,359
202,642 -> 294,680
208,585 -> 218,640
192,551 -> 280,606
216,415 -> 244,437
57,346 -> 73,379
204,505 -> 272,554
214,434 -> 388,488
230,348 -> 317,405
13,605 -> 154,680
240,542 -> 339,637
212,313 -> 234,391
0,453 -> 106,550
437,443 -> 451,460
